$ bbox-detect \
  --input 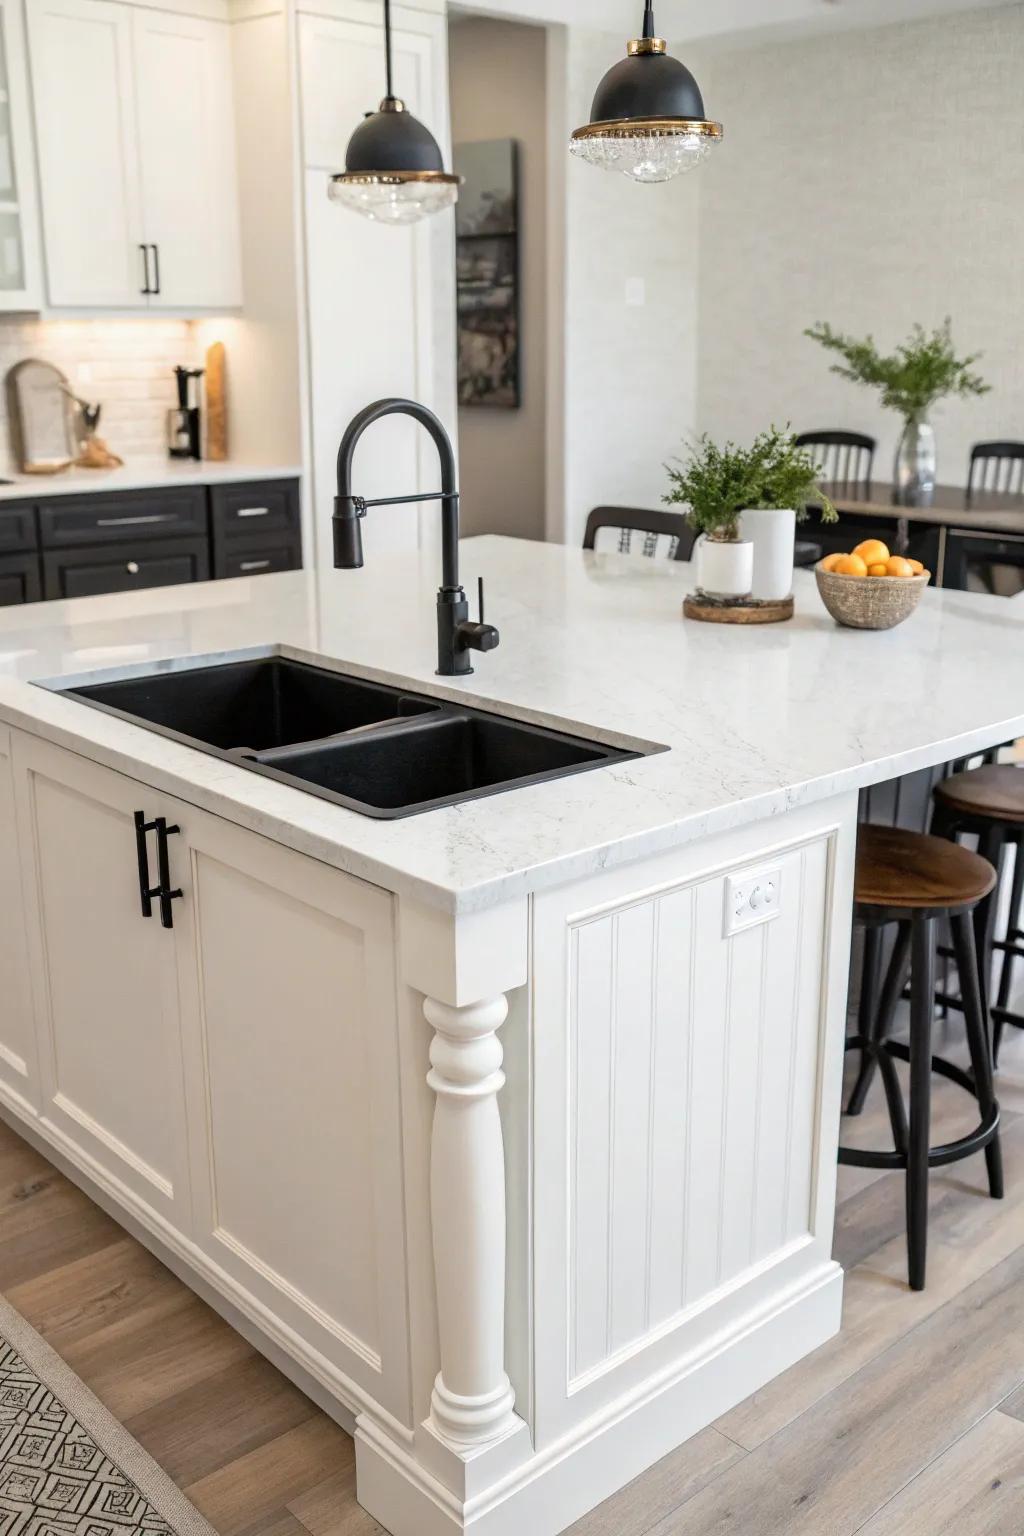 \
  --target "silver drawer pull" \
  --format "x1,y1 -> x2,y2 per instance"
97,513 -> 174,527
239,559 -> 271,571
126,560 -> 140,575
235,506 -> 271,519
